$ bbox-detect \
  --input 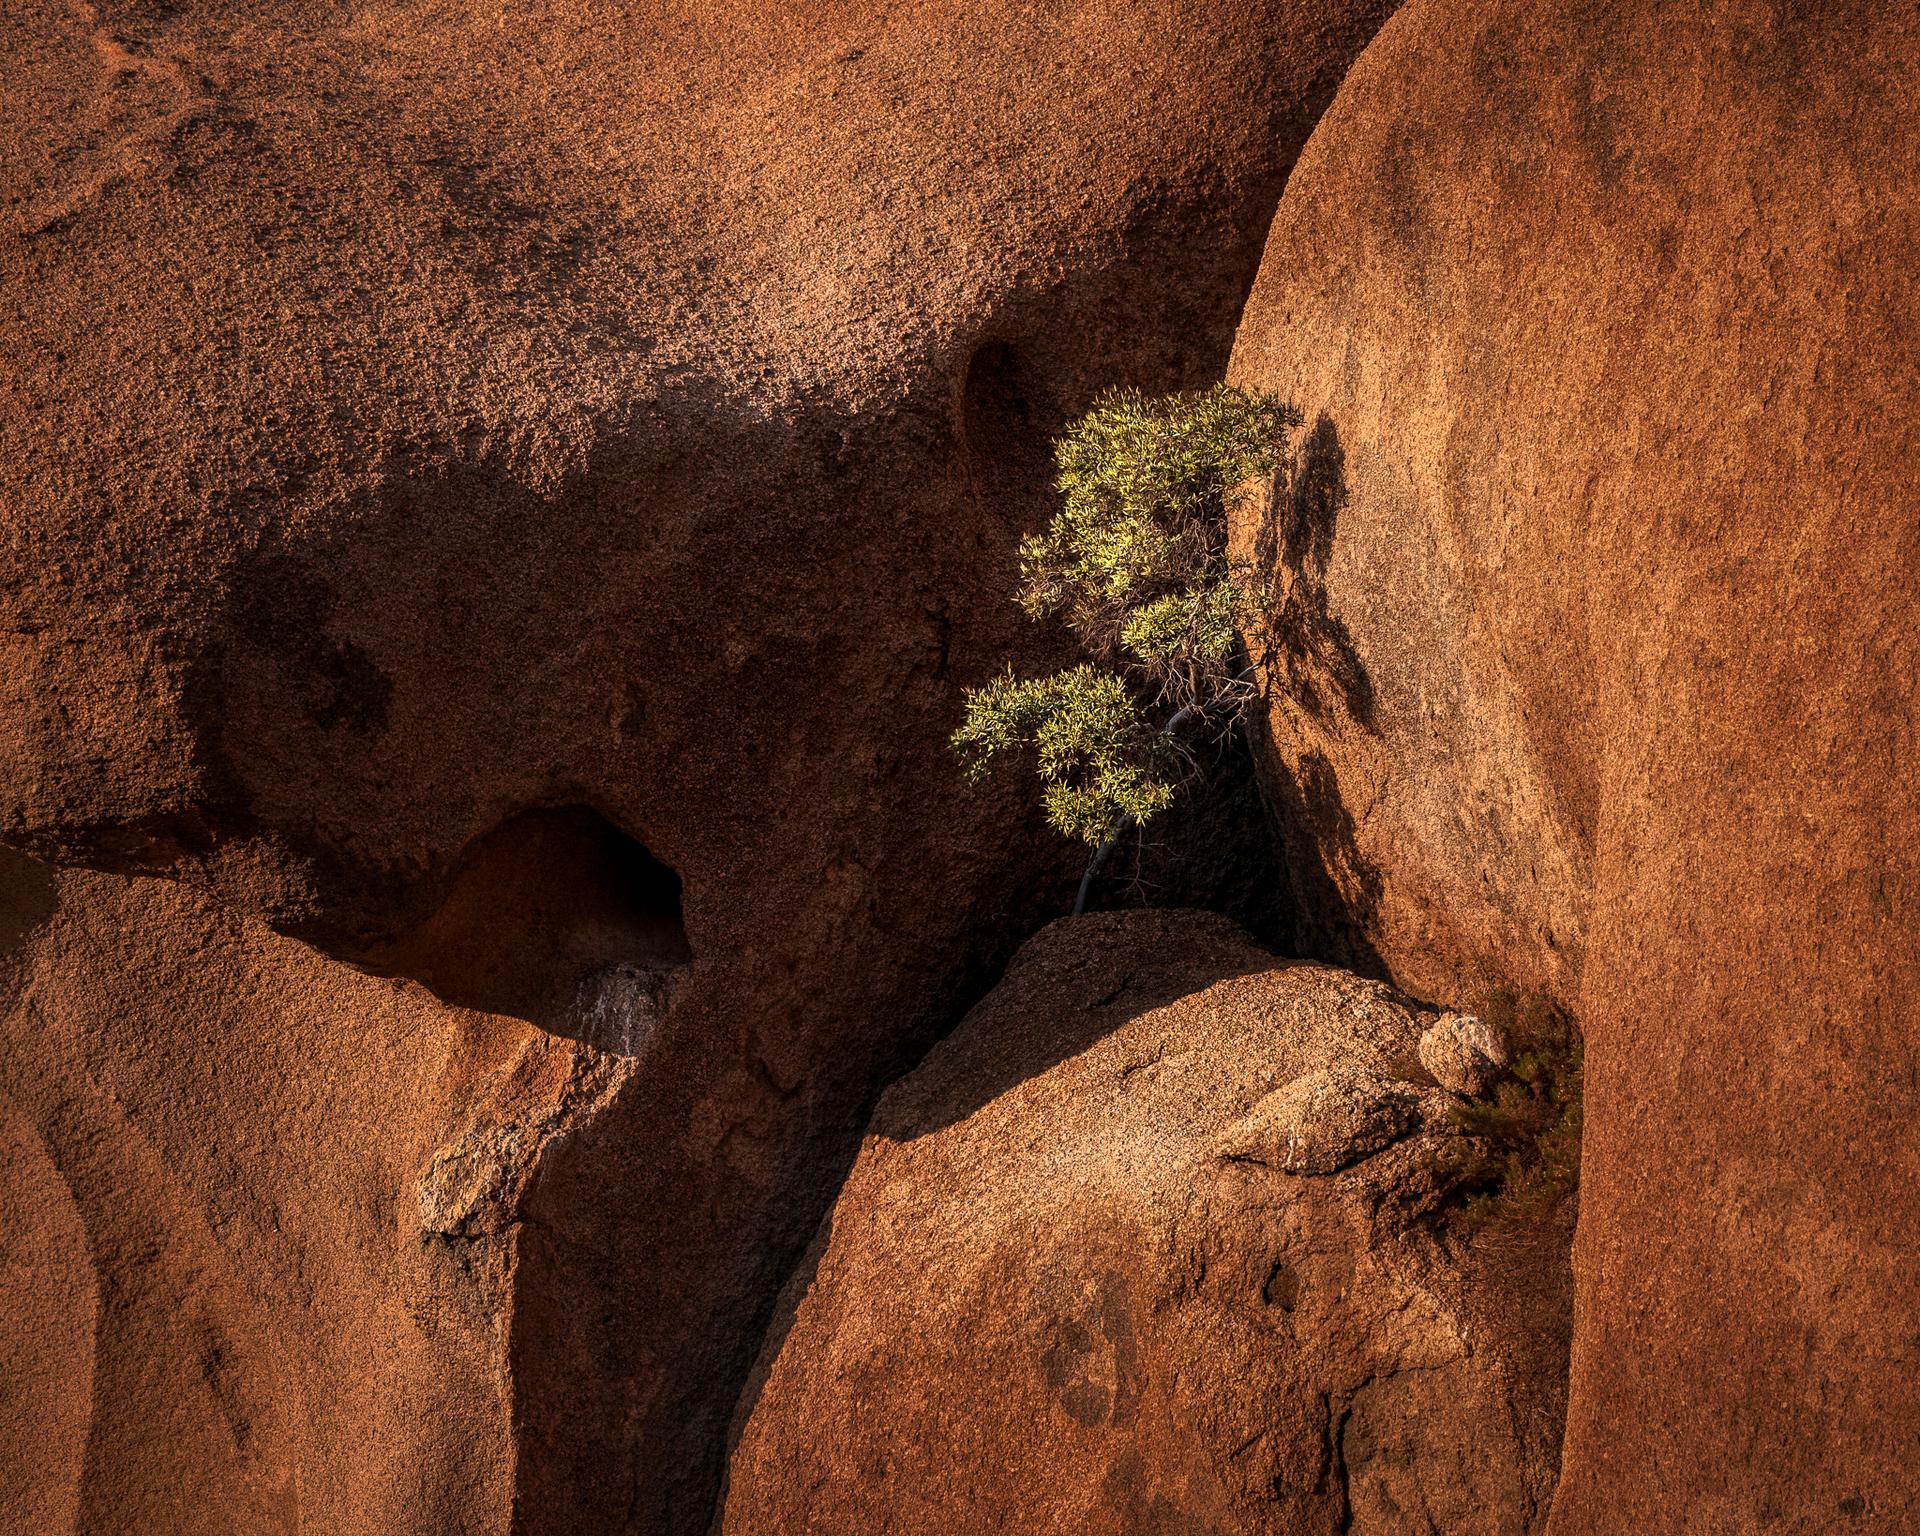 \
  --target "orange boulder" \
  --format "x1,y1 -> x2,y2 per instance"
722,912 -> 1567,1535
1231,0 -> 1920,1526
